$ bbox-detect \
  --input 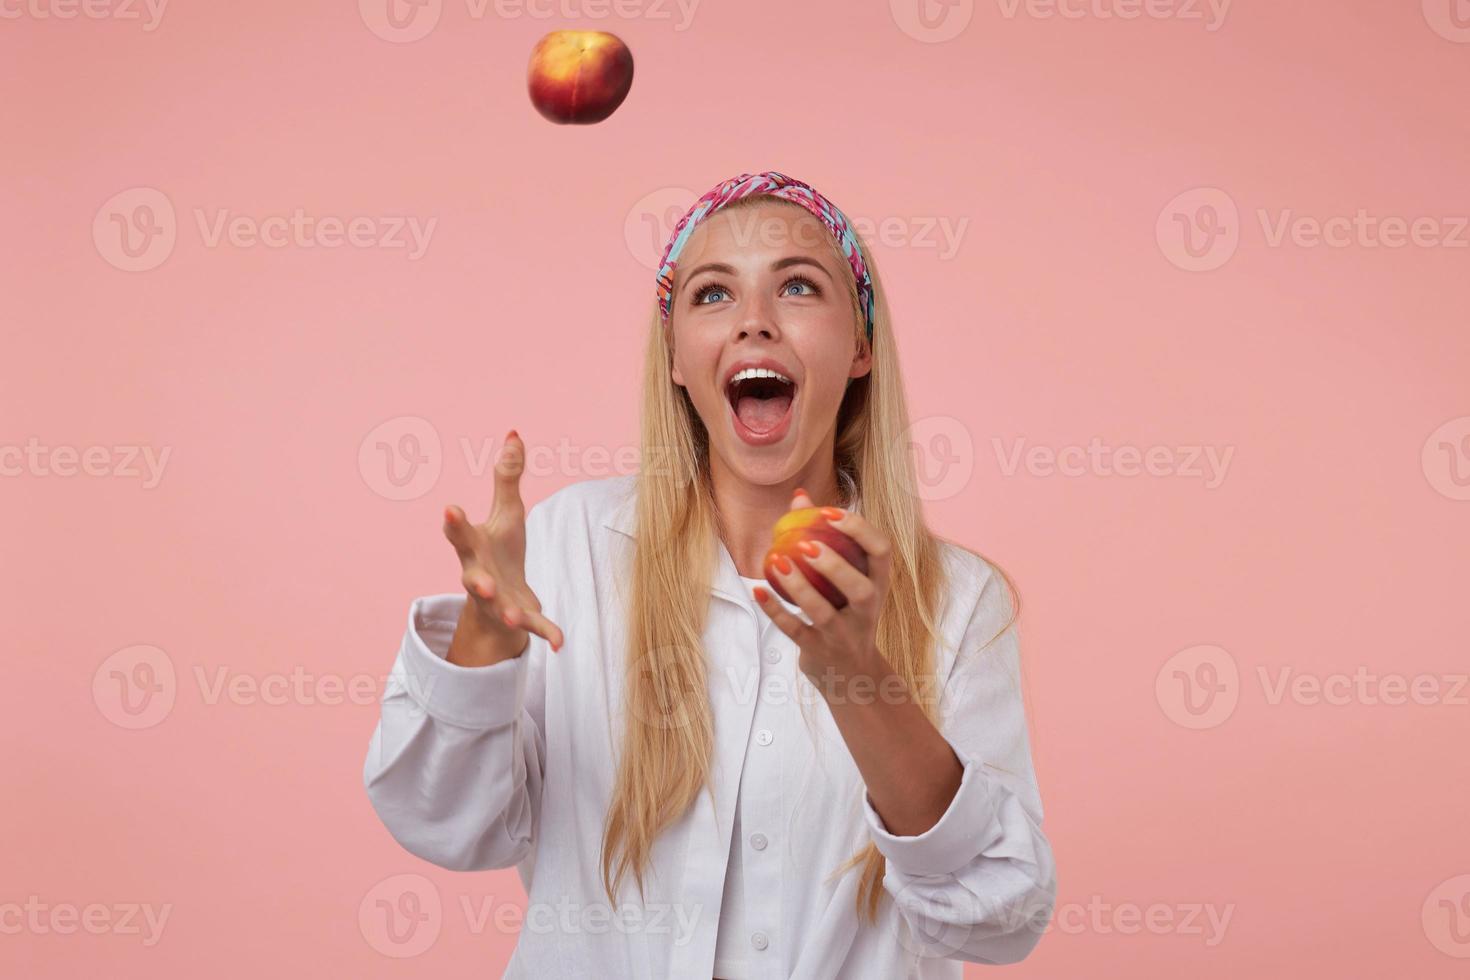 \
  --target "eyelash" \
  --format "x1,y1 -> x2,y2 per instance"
692,275 -> 821,305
